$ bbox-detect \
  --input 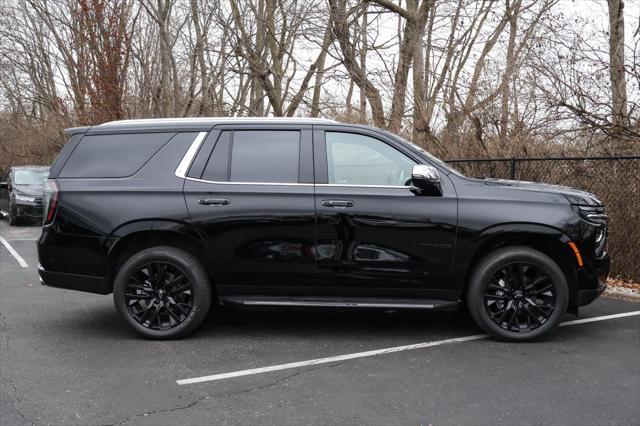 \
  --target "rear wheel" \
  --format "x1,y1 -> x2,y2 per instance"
113,246 -> 212,339
466,246 -> 568,342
